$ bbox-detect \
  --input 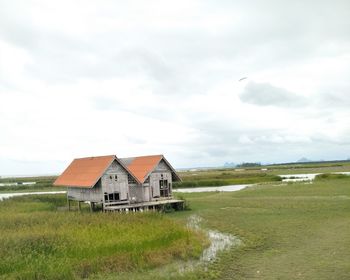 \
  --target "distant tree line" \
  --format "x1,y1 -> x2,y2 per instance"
236,162 -> 262,168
